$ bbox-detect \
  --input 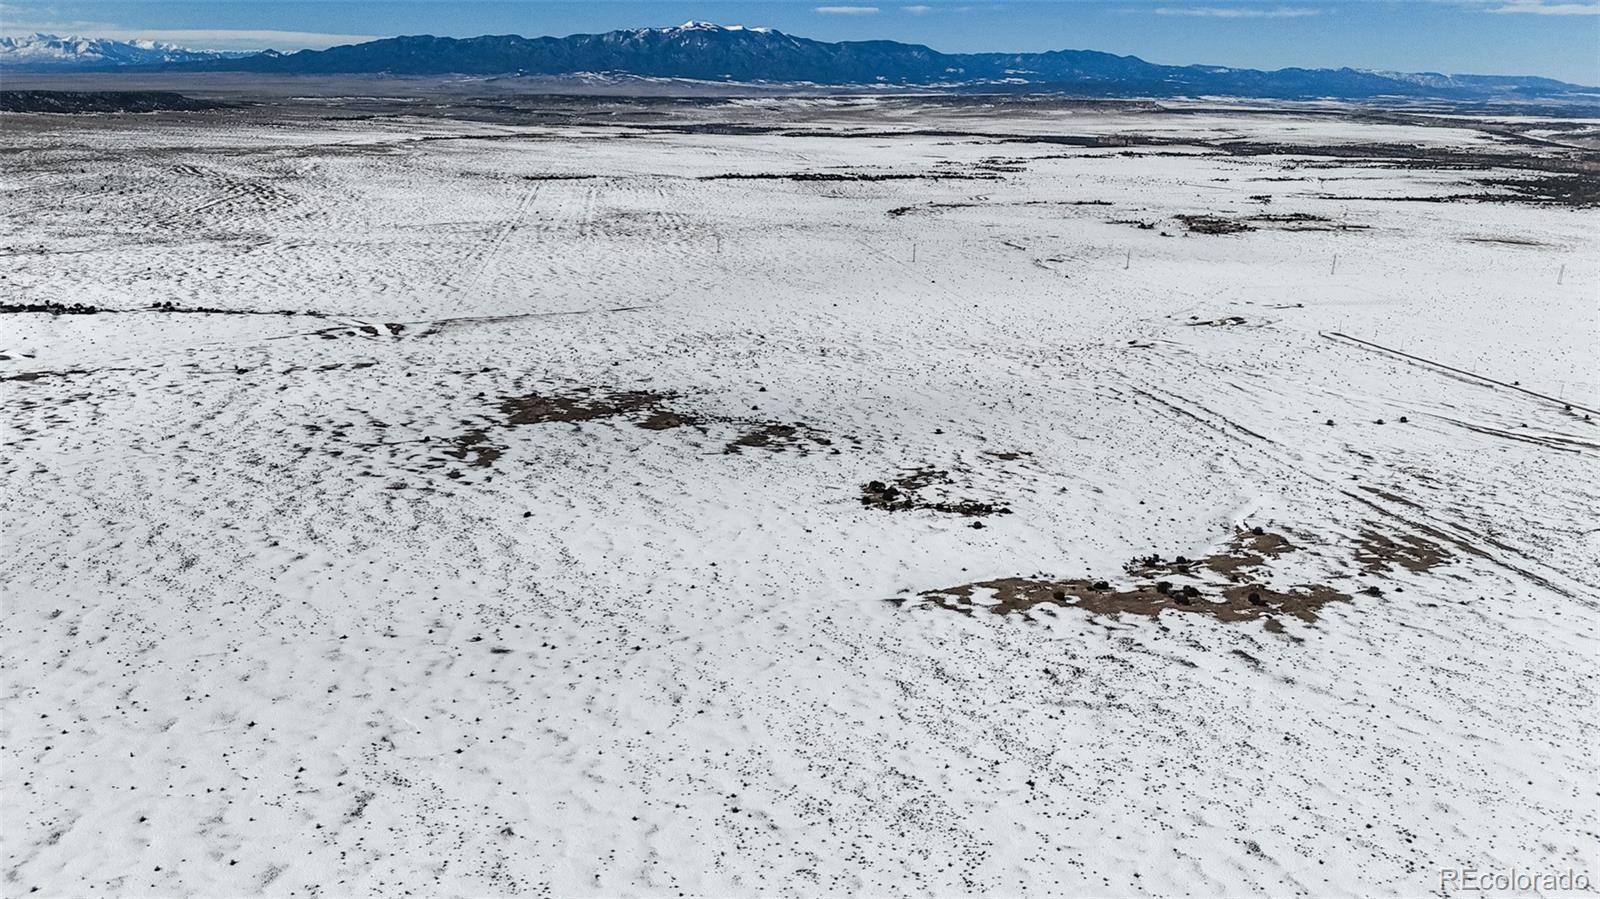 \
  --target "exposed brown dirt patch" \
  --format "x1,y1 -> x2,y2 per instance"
860,467 -> 1011,517
1125,527 -> 1296,580
702,171 -> 1000,183
1177,214 -> 1255,235
439,388 -> 695,471
445,428 -> 503,469
1357,485 -> 1424,510
913,575 -> 1346,627
903,526 -> 1361,632
635,409 -> 699,431
1177,212 -> 1368,235
906,518 -> 1460,630
499,389 -> 666,426
724,422 -> 830,454
1354,526 -> 1451,574
1250,213 -> 1368,232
